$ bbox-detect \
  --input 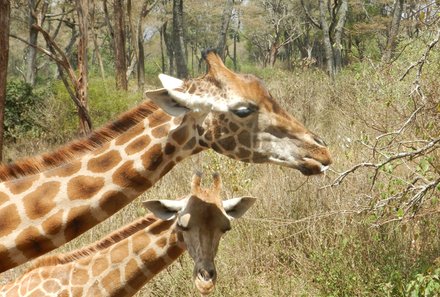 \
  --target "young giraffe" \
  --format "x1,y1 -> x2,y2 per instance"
0,50 -> 331,272
0,173 -> 256,296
